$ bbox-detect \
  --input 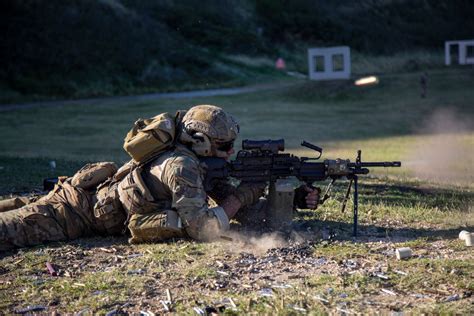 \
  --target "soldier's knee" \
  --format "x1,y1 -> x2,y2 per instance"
0,204 -> 67,250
